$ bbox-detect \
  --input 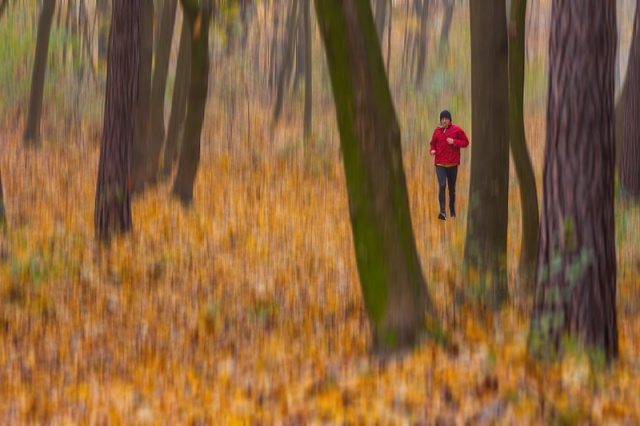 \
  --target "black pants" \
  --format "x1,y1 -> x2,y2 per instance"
436,165 -> 458,215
